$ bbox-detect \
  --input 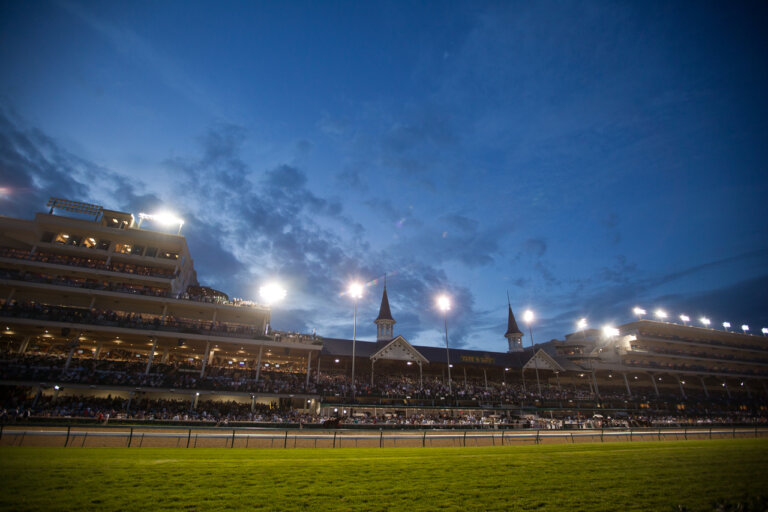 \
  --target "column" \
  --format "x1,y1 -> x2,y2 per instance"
418,362 -> 423,389
555,371 -> 562,392
622,373 -> 632,397
6,287 -> 16,304
463,367 -> 467,387
591,371 -> 600,397
254,345 -> 263,382
63,346 -> 76,370
93,341 -> 104,360
193,392 -> 199,410
483,368 -> 488,391
316,356 -> 321,384
88,296 -> 96,309
649,374 -> 659,397
521,369 -> 527,393
700,377 -> 709,398
161,348 -> 170,364
675,375 -> 686,399
145,338 -> 158,374
17,335 -> 31,355
199,341 -> 211,378
371,360 -> 375,387
251,394 -> 256,412
723,382 -> 731,399
305,350 -> 312,388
